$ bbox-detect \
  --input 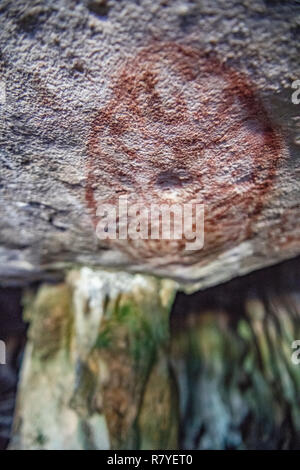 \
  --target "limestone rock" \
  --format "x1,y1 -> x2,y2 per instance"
10,268 -> 177,449
0,0 -> 299,289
